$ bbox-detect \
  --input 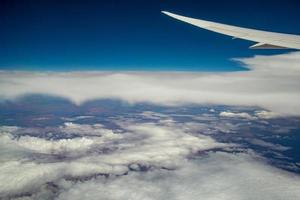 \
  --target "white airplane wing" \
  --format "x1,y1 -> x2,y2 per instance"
162,11 -> 300,50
